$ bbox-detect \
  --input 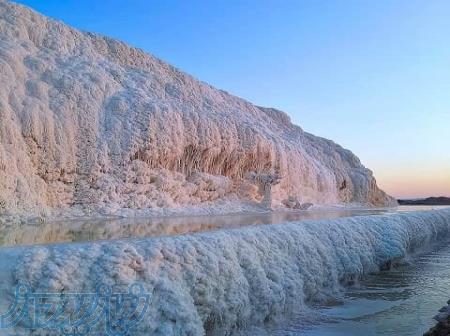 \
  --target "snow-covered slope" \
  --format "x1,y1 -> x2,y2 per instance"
0,0 -> 394,218
2,209 -> 449,335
